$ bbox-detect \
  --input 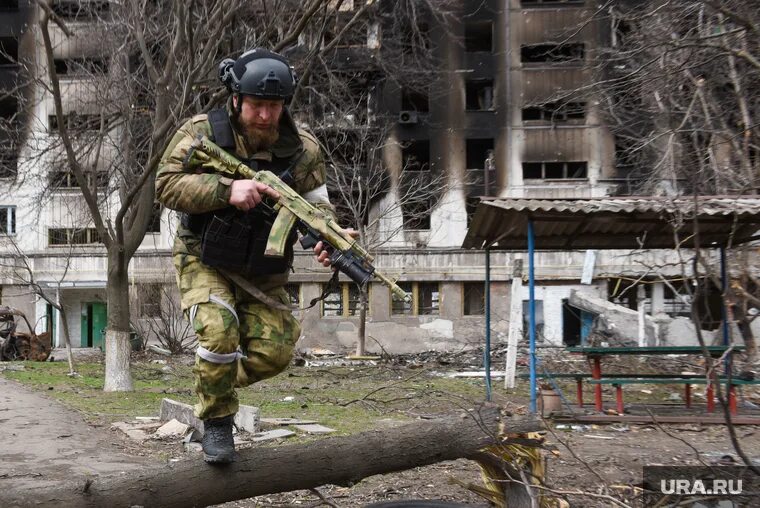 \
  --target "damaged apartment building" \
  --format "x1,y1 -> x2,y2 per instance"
0,0 -> 731,354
